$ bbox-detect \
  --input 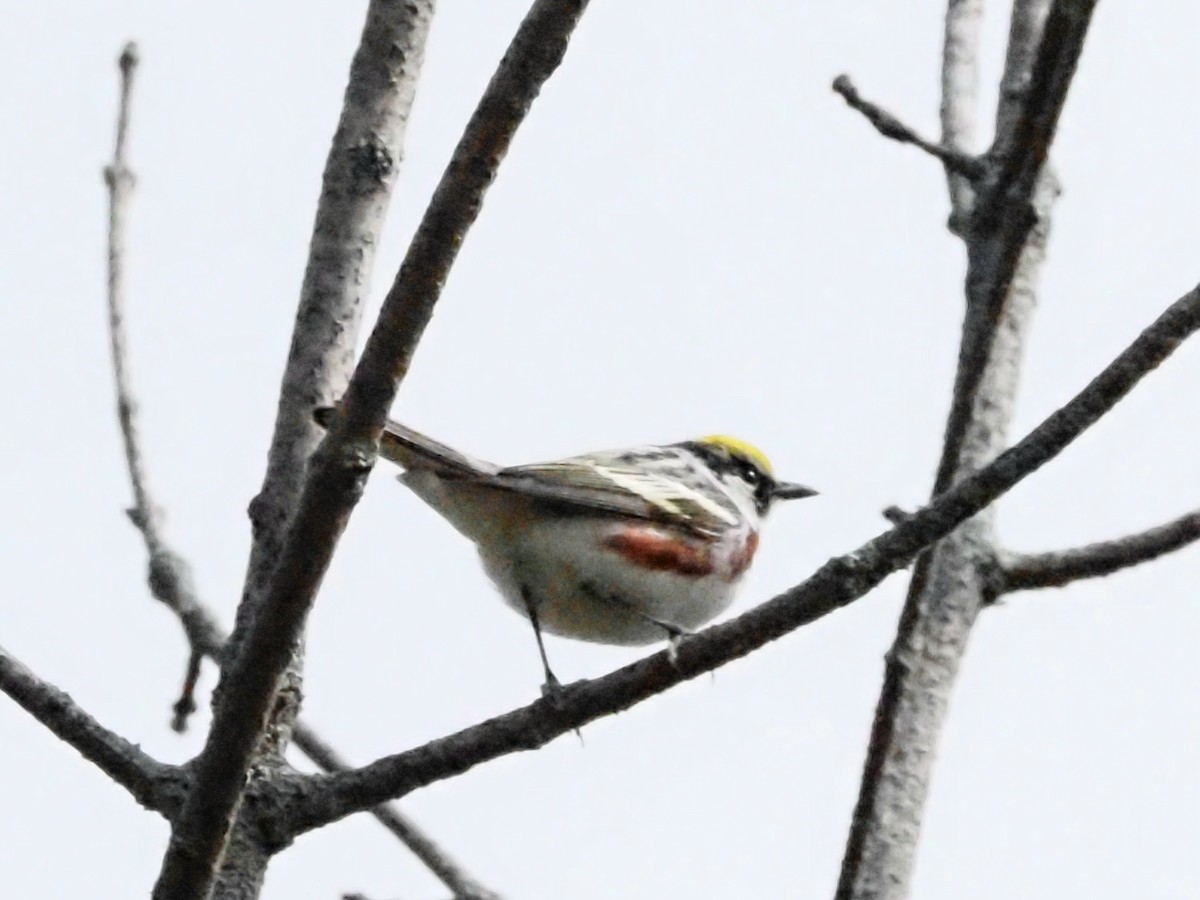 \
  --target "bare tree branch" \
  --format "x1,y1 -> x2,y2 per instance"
96,38 -> 476,888
228,0 -> 438,761
104,44 -> 144,506
171,648 -> 205,733
101,39 -> 224,734
935,0 -> 1095,498
838,3 -> 1097,897
940,0 -> 984,226
294,729 -> 501,900
152,3 -> 592,898
148,588 -> 498,897
276,284 -> 1200,834
979,0 -> 1090,226
832,75 -> 985,179
1001,510 -> 1200,592
141,585 -> 500,897
0,645 -> 180,816
148,1 -> 437,895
